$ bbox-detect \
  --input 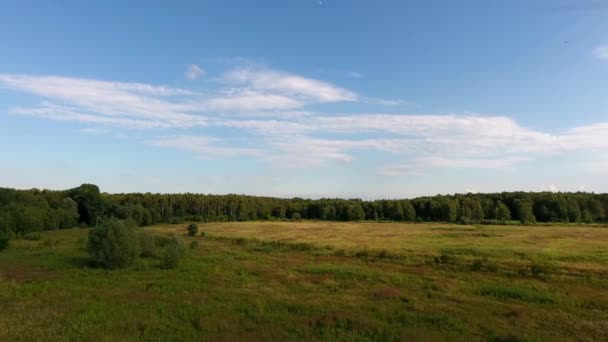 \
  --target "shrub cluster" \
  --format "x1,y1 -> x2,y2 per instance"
187,223 -> 198,237
160,235 -> 188,269
87,218 -> 190,270
87,218 -> 140,269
